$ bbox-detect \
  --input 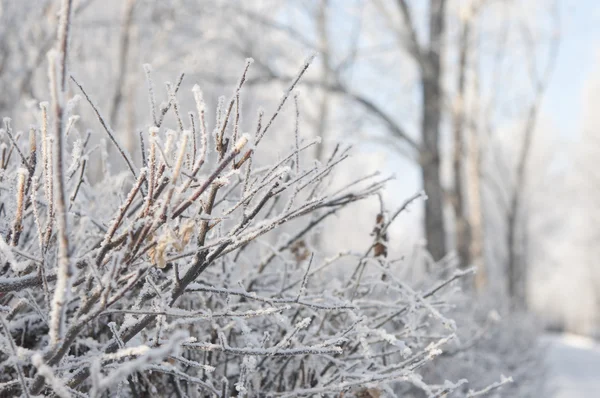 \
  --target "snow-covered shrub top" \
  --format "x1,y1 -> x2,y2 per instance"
0,5 -> 501,394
